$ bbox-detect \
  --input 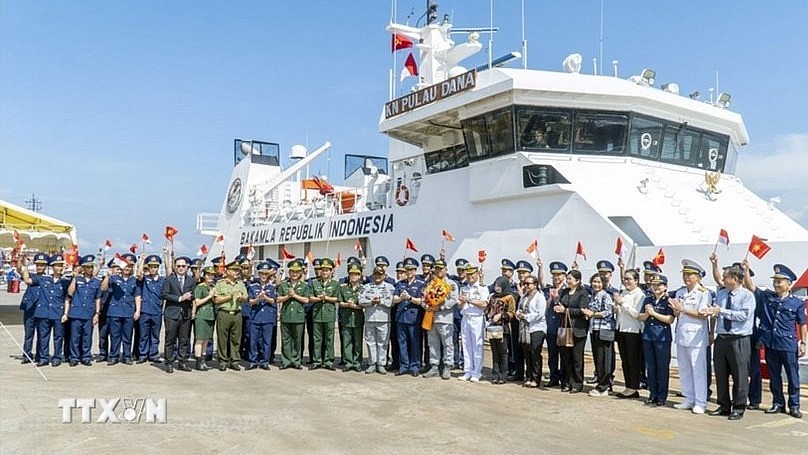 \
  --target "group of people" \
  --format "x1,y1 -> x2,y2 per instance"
14,247 -> 806,420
